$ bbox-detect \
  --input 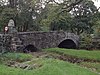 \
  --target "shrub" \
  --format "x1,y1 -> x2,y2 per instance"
79,34 -> 93,50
